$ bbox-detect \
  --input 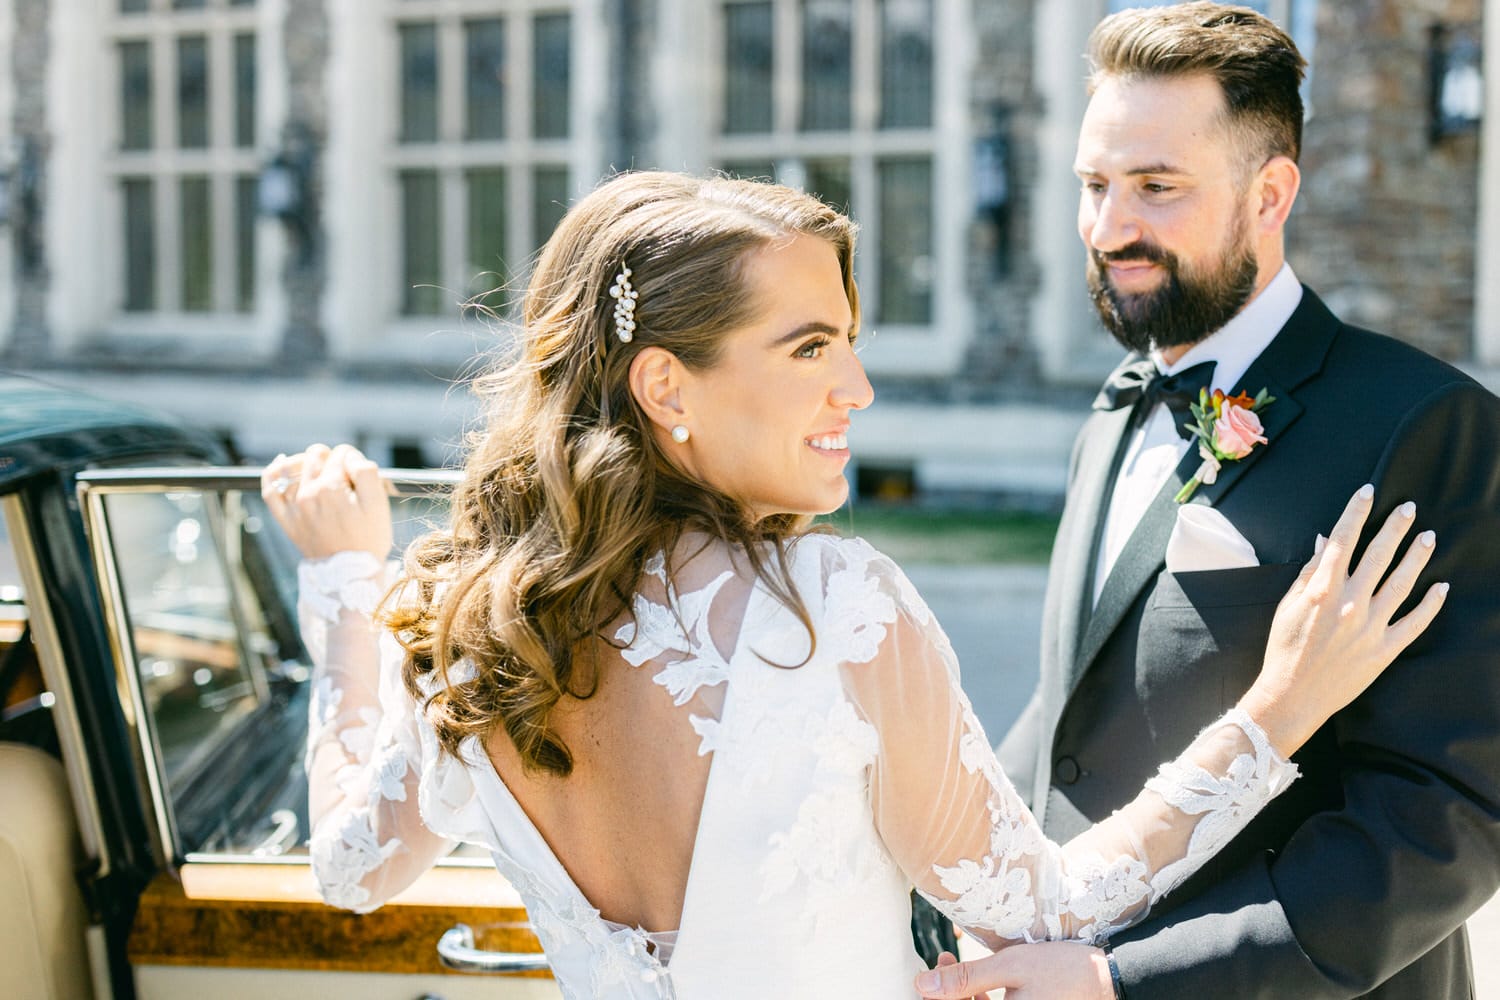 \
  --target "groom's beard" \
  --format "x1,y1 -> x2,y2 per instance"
1087,224 -> 1259,355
